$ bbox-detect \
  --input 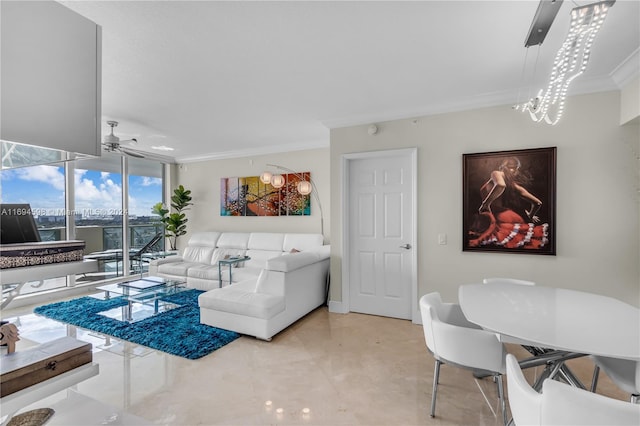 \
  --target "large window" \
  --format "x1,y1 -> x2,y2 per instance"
0,163 -> 67,240
75,156 -> 125,280
75,155 -> 166,280
1,152 -> 167,296
1,163 -> 67,292
128,157 -> 164,274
